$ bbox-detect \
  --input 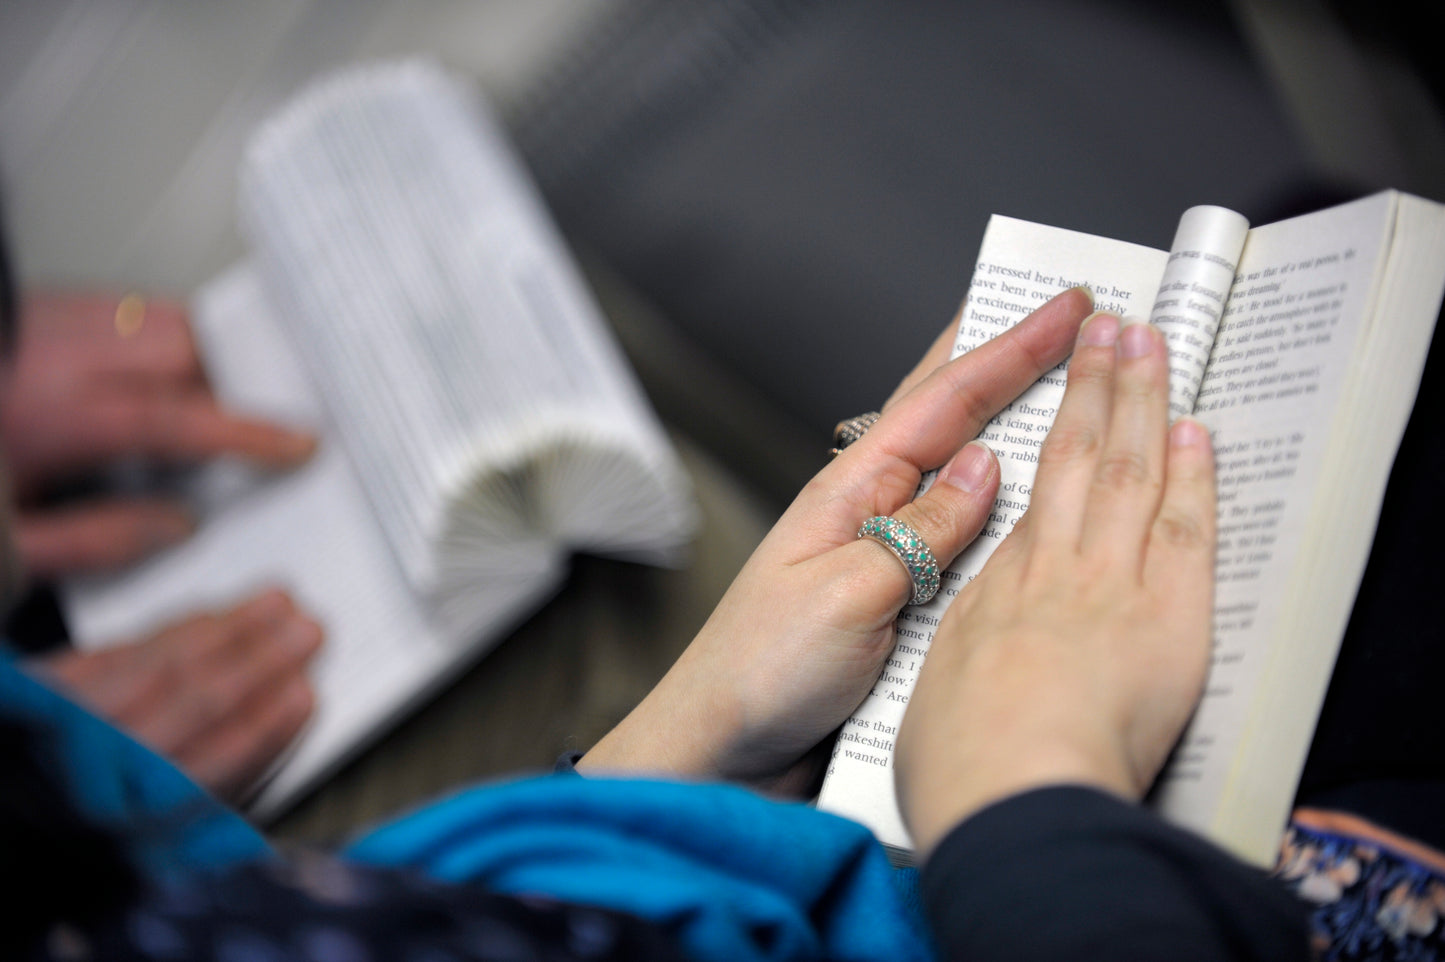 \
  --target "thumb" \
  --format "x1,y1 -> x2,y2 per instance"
824,440 -> 1000,625
14,499 -> 196,578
